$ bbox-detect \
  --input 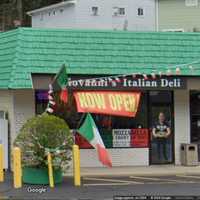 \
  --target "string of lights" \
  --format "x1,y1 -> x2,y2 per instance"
67,59 -> 200,84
